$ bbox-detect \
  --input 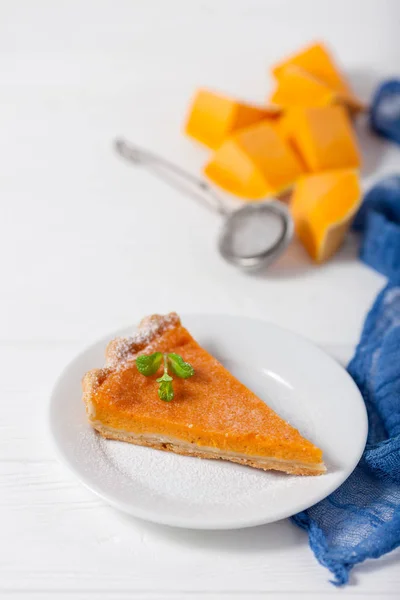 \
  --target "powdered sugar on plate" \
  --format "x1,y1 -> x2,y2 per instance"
95,434 -> 297,506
